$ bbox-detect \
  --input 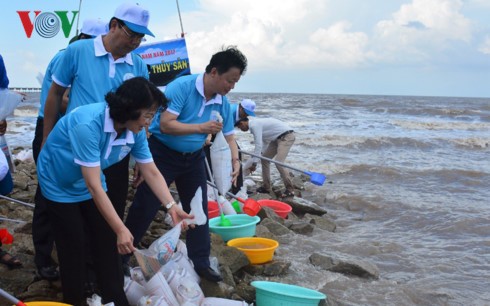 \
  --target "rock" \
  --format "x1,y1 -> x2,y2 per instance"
282,196 -> 328,216
262,261 -> 291,276
218,246 -> 250,273
309,252 -> 380,279
257,206 -> 284,223
0,159 -> 341,305
287,221 -> 315,235
259,218 -> 291,236
305,213 -> 337,232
